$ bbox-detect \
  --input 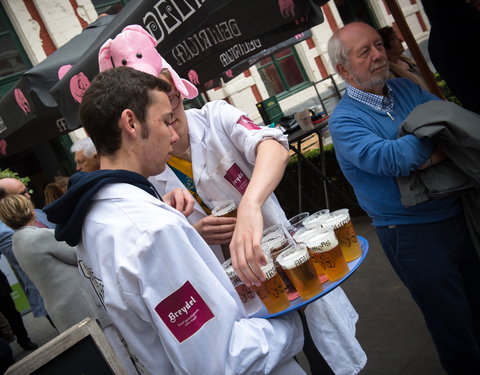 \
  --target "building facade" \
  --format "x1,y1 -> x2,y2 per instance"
0,0 -> 431,205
